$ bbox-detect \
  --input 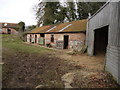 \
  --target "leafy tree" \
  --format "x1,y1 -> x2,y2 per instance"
35,1 -> 61,26
35,1 -> 105,26
26,25 -> 36,31
55,4 -> 69,23
34,2 -> 46,27
18,21 -> 25,32
43,2 -> 61,25
67,1 -> 77,21
76,2 -> 105,19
